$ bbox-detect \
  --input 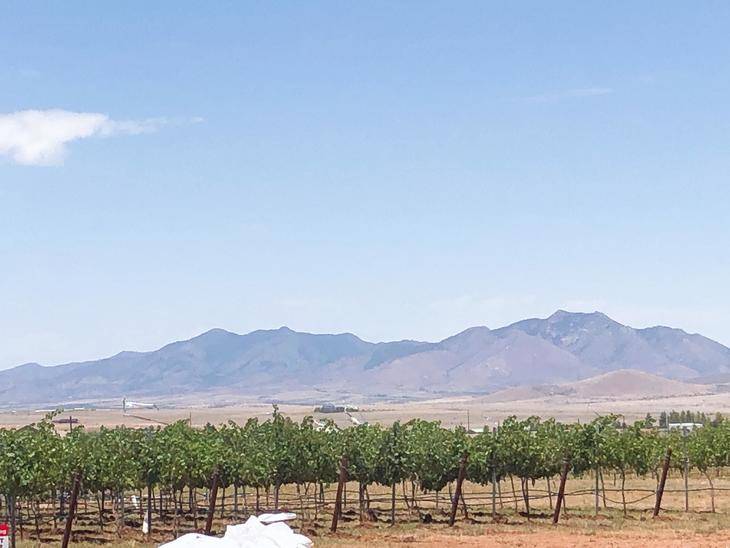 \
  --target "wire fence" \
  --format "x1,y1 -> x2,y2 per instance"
2,471 -> 729,543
